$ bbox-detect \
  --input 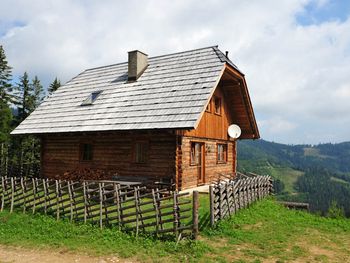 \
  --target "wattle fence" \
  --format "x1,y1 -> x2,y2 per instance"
0,176 -> 196,240
0,173 -> 273,239
209,174 -> 273,225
